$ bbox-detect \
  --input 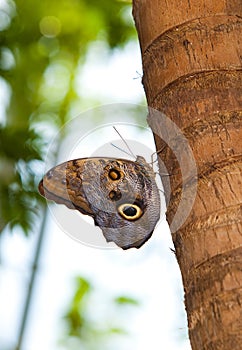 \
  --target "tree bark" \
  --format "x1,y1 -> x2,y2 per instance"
133,1 -> 242,349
